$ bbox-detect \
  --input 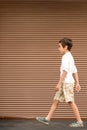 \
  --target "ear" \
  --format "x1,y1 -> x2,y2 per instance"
65,45 -> 68,50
